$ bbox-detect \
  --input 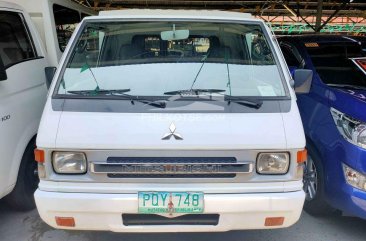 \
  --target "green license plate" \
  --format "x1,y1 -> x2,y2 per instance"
138,192 -> 204,214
